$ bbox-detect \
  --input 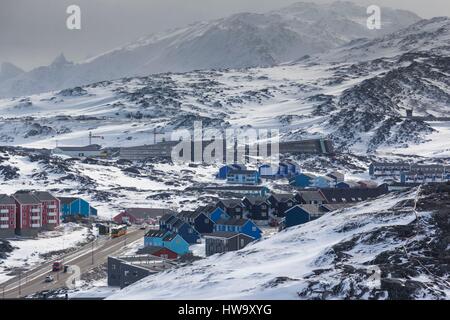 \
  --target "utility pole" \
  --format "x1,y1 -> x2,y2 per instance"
2,285 -> 5,299
89,131 -> 104,146
18,272 -> 21,298
91,240 -> 95,265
